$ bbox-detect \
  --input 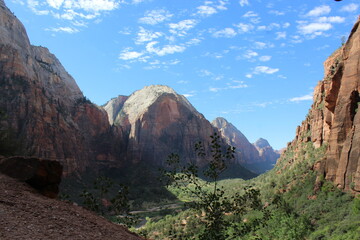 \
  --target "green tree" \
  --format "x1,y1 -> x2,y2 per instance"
161,133 -> 269,240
